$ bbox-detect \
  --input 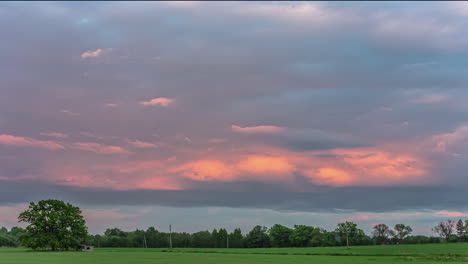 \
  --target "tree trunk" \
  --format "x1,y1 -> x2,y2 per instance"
346,233 -> 349,249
